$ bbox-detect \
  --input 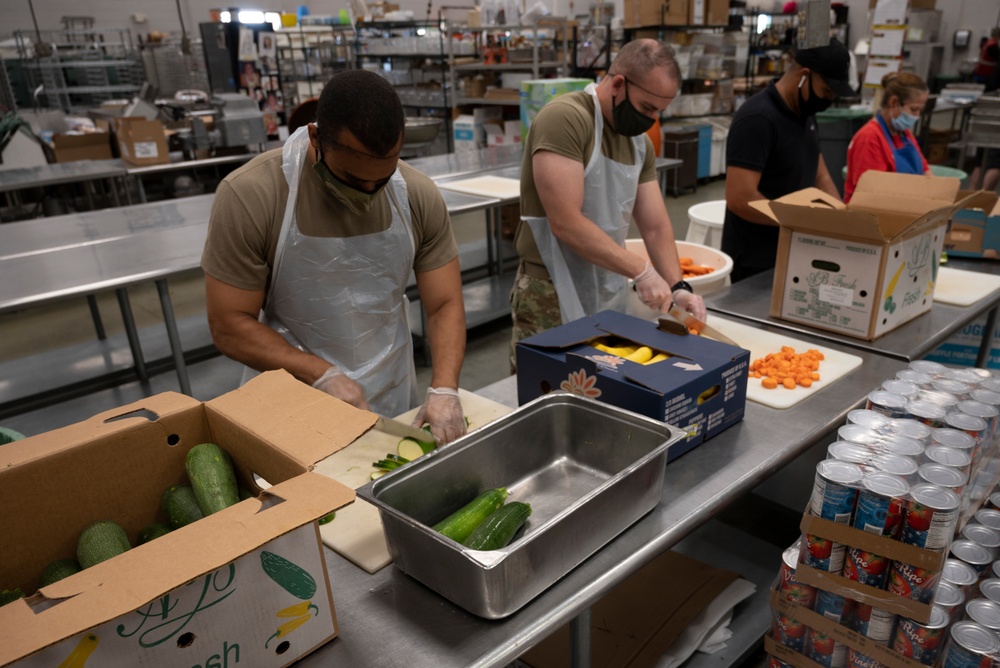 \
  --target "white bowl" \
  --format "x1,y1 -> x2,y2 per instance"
625,239 -> 734,320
